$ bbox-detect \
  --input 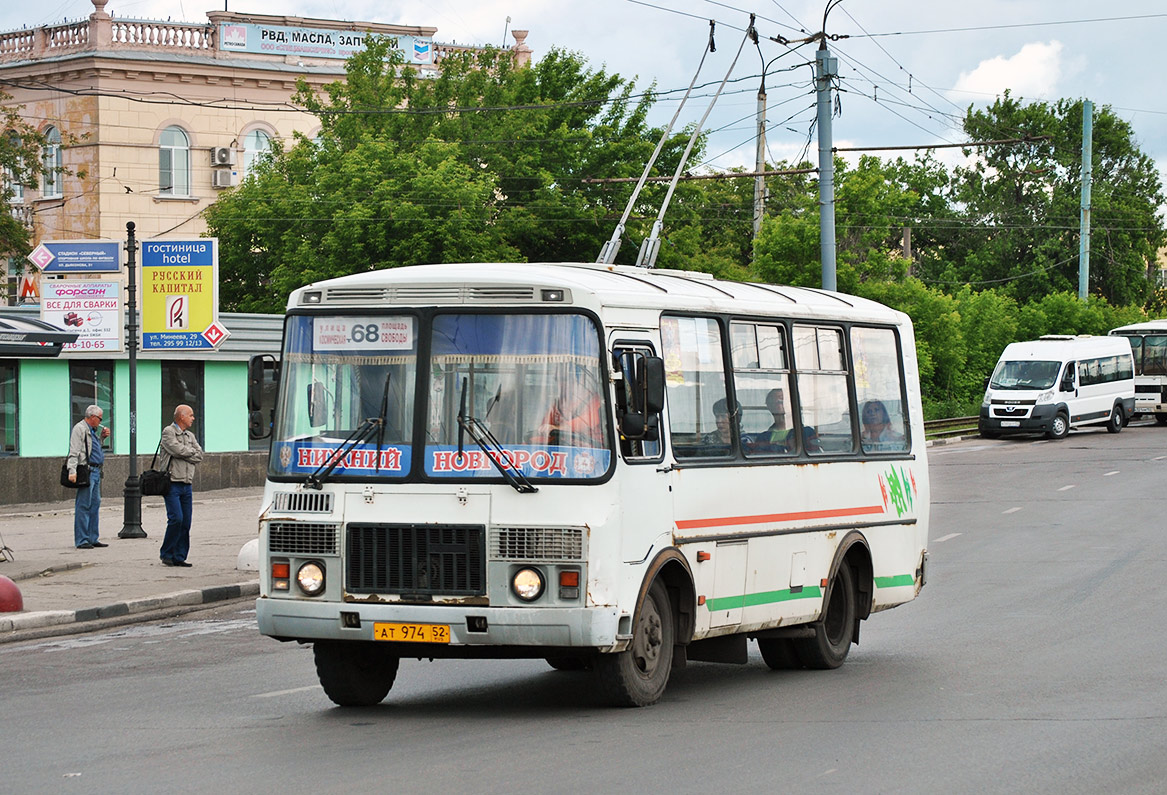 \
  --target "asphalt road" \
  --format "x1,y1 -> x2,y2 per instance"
3,424 -> 1166,794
